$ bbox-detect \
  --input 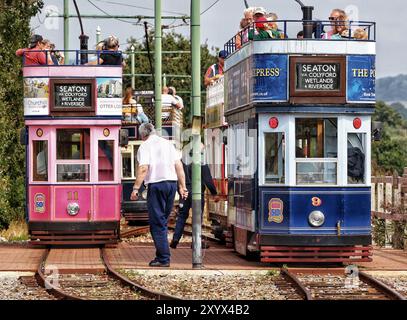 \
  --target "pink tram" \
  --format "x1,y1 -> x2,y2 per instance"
22,51 -> 125,245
